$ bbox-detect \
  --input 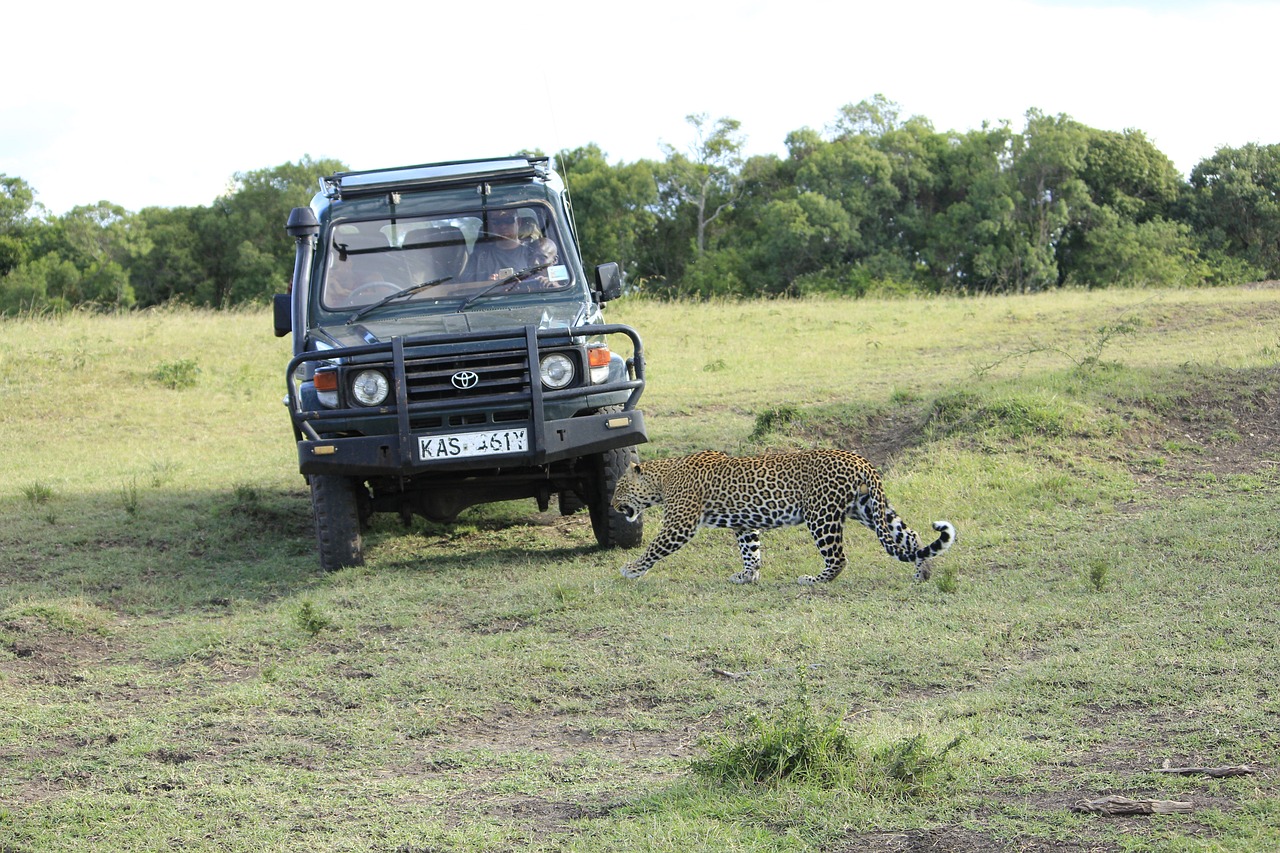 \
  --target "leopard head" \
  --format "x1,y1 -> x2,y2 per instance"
611,461 -> 663,523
